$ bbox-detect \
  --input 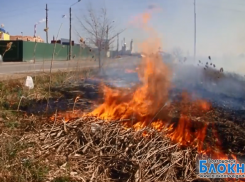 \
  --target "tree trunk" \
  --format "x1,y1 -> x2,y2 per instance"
98,48 -> 102,70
